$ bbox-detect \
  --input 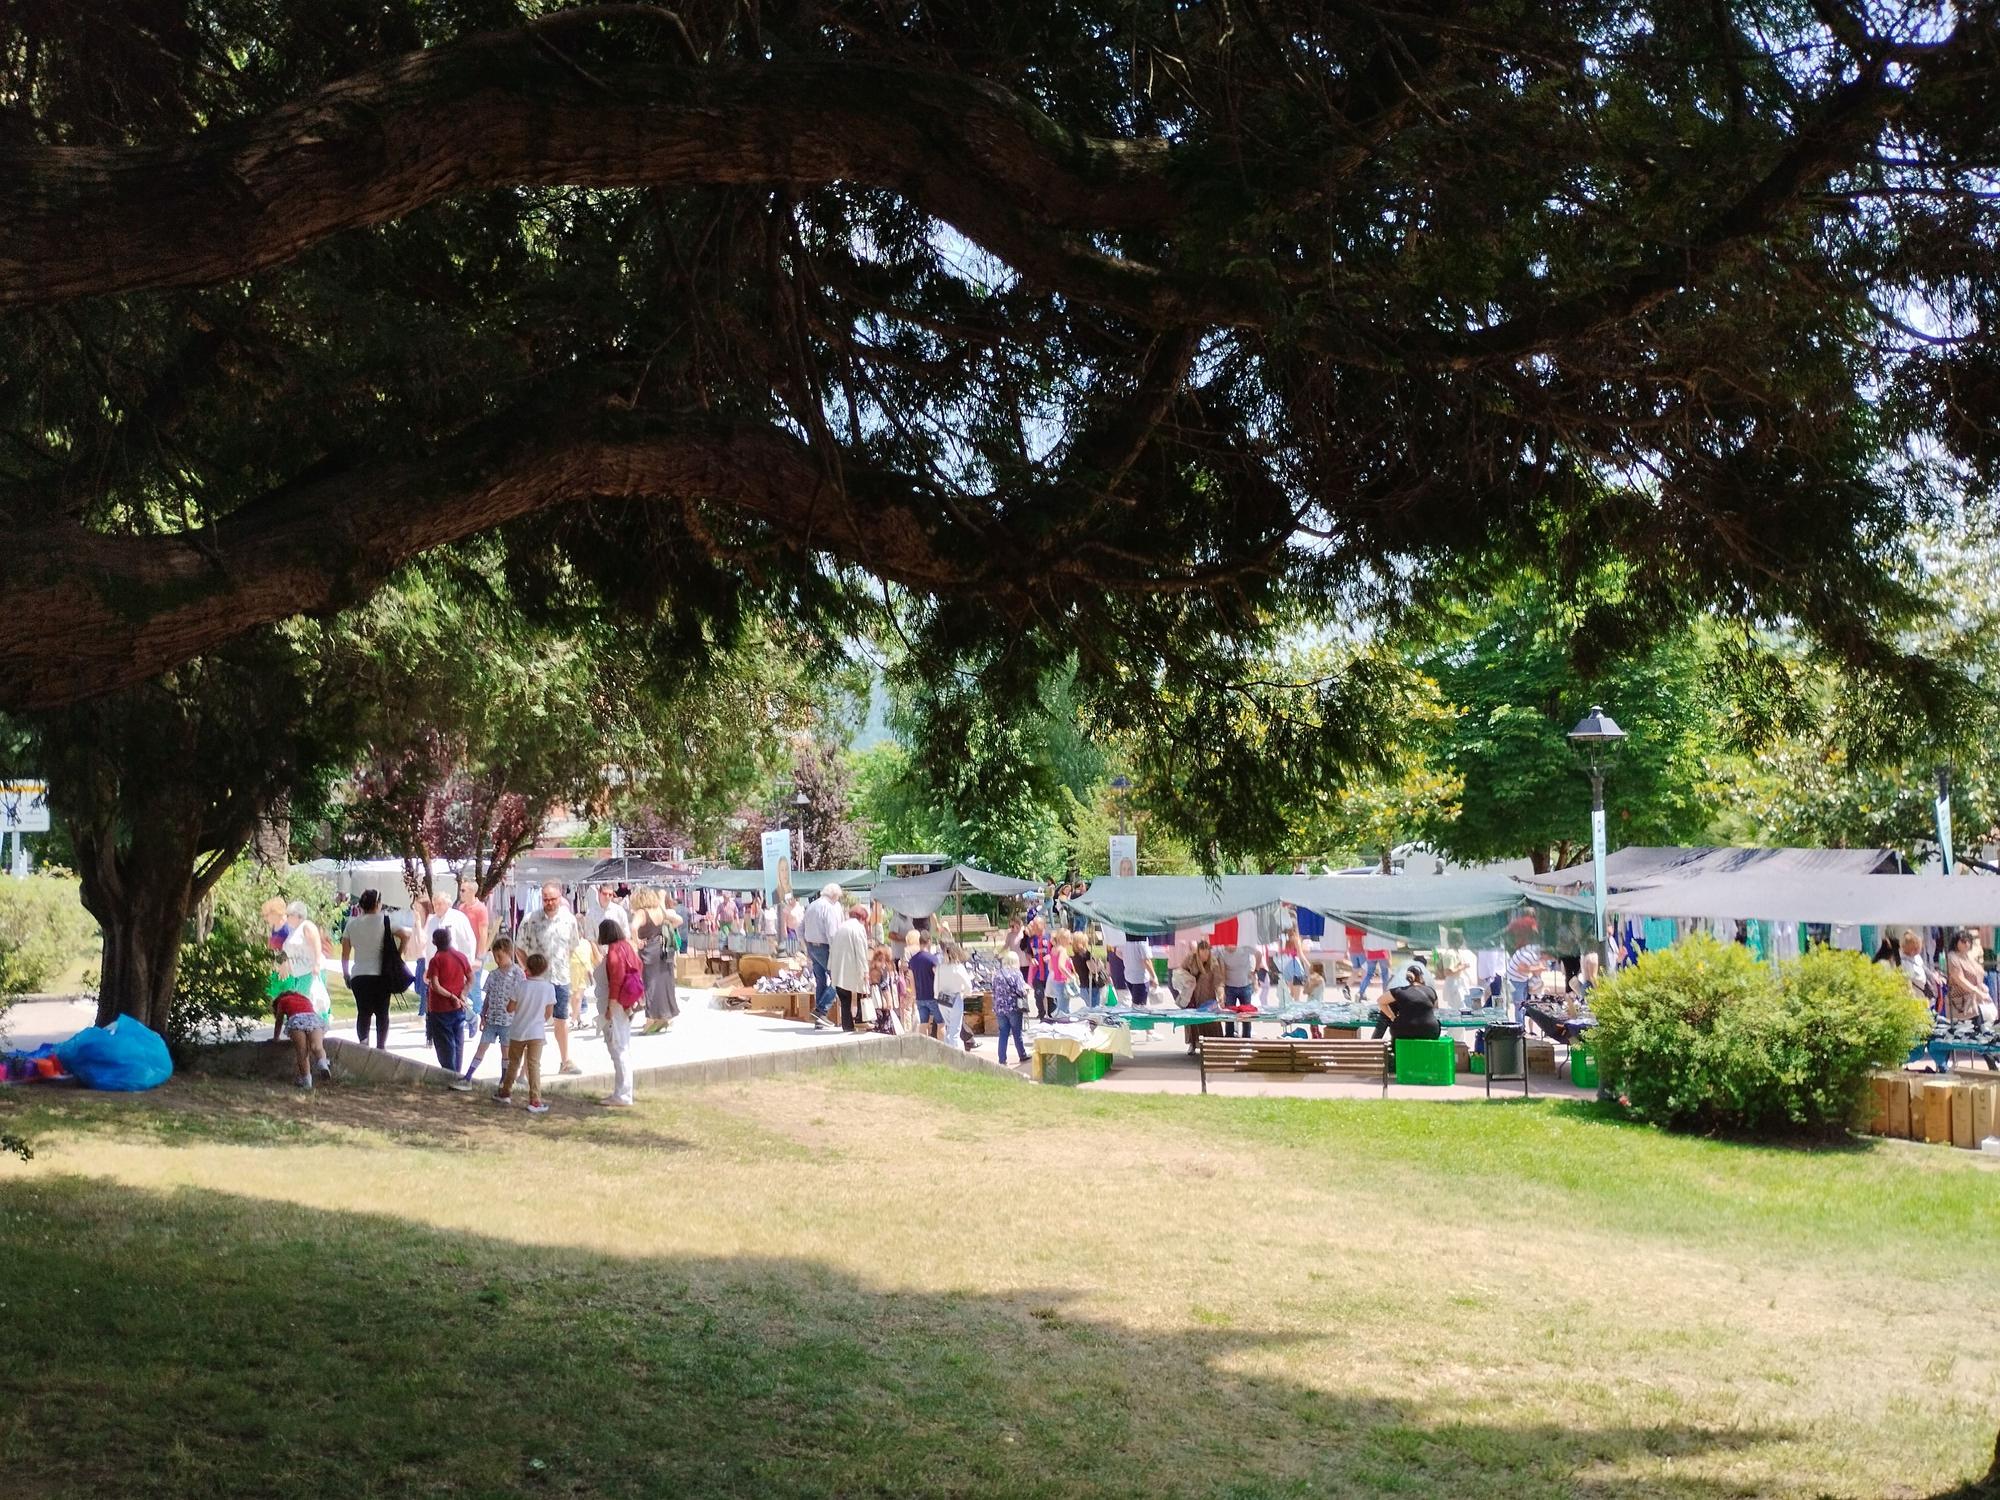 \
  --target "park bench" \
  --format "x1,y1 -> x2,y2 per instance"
1196,1036 -> 1389,1095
